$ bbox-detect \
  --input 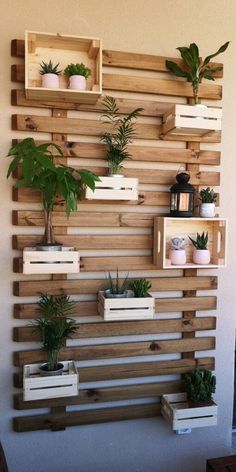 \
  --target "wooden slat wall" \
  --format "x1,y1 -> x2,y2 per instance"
11,39 -> 221,433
